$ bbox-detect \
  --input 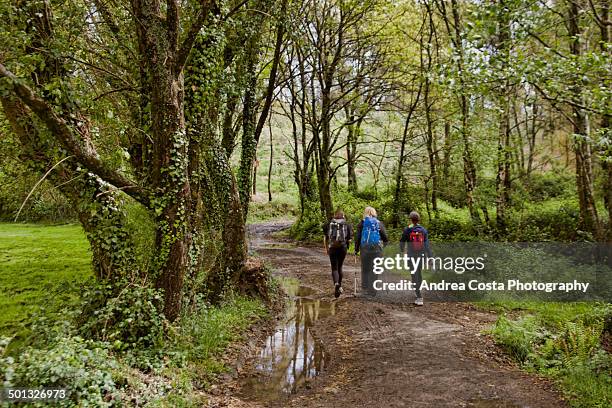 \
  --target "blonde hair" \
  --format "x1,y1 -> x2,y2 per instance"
363,206 -> 377,218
